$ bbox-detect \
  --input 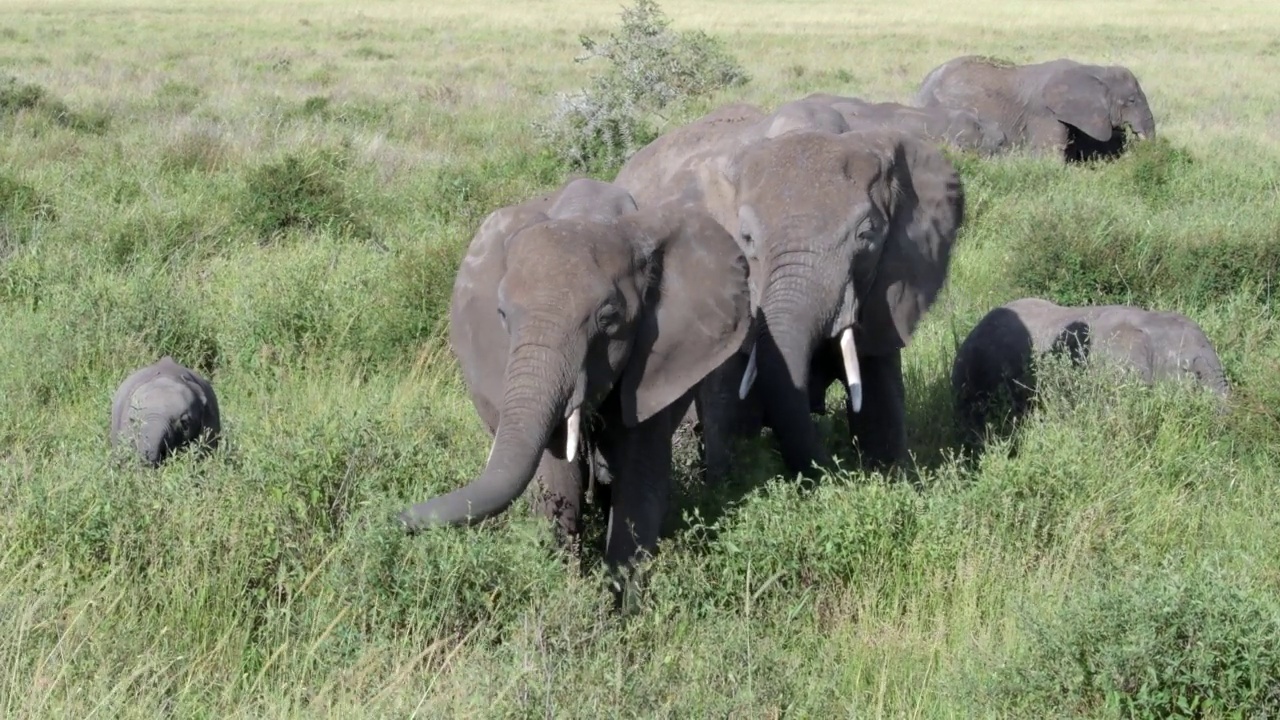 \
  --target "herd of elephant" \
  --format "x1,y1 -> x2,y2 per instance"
109,55 -> 1225,600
